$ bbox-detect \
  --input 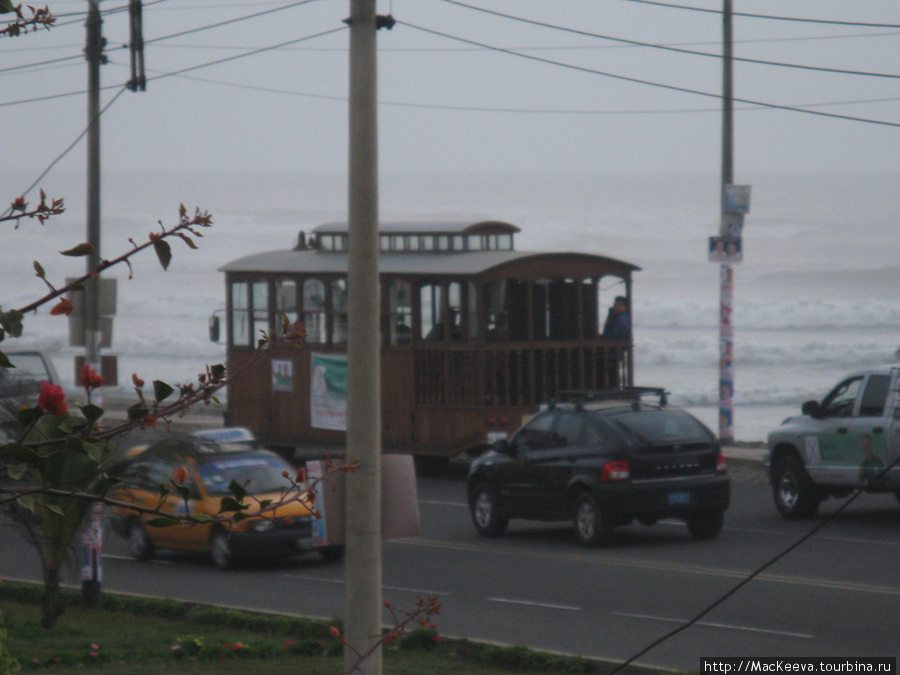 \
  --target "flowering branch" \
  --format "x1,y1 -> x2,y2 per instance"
1,3 -> 55,37
332,595 -> 443,675
1,191 -> 64,228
